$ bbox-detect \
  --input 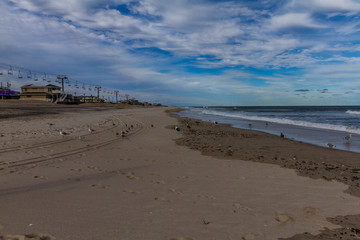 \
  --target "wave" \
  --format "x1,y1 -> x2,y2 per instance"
201,109 -> 360,134
346,110 -> 360,115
